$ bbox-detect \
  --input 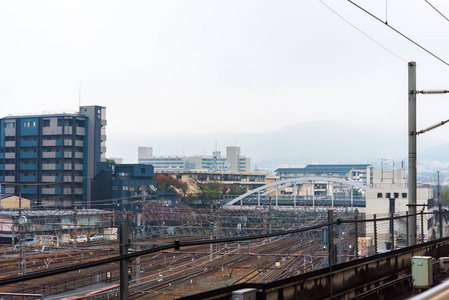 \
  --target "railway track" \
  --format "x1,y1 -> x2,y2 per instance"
0,214 -> 344,299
